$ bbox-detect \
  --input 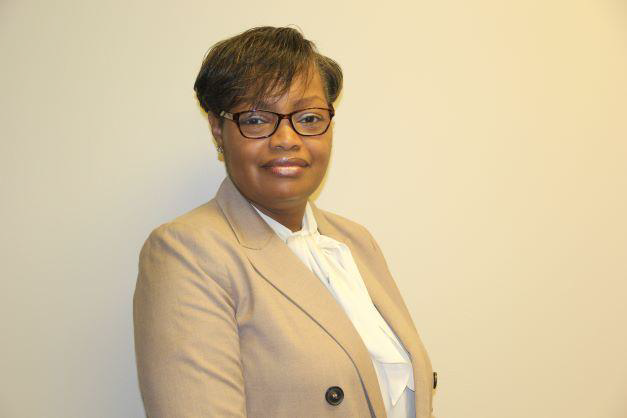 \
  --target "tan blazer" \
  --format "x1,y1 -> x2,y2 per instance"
133,177 -> 434,418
